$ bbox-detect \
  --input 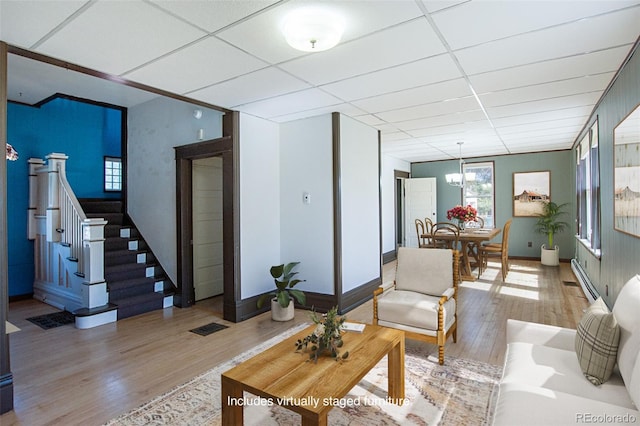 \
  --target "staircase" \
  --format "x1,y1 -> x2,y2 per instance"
80,199 -> 174,320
